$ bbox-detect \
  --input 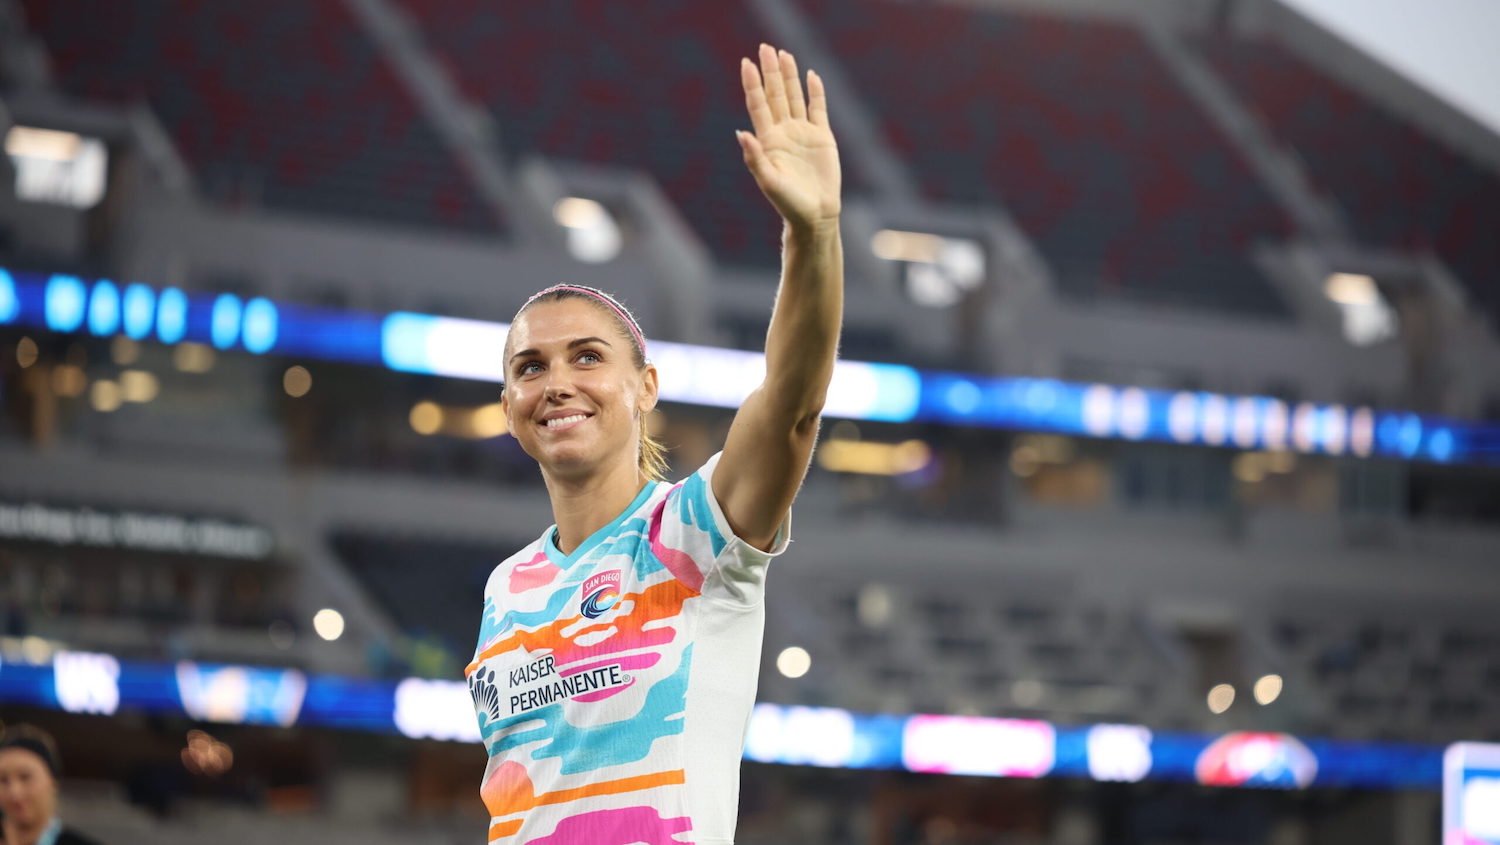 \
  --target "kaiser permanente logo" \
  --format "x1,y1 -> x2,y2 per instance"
580,569 -> 622,619
506,654 -> 629,715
